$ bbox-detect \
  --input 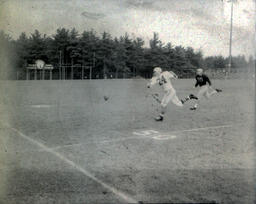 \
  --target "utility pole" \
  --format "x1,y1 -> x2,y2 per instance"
82,53 -> 85,80
26,68 -> 29,80
89,66 -> 92,80
90,52 -> 95,80
71,58 -> 74,80
103,57 -> 106,79
59,51 -> 62,80
42,65 -> 45,80
34,67 -> 37,80
228,0 -> 234,75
